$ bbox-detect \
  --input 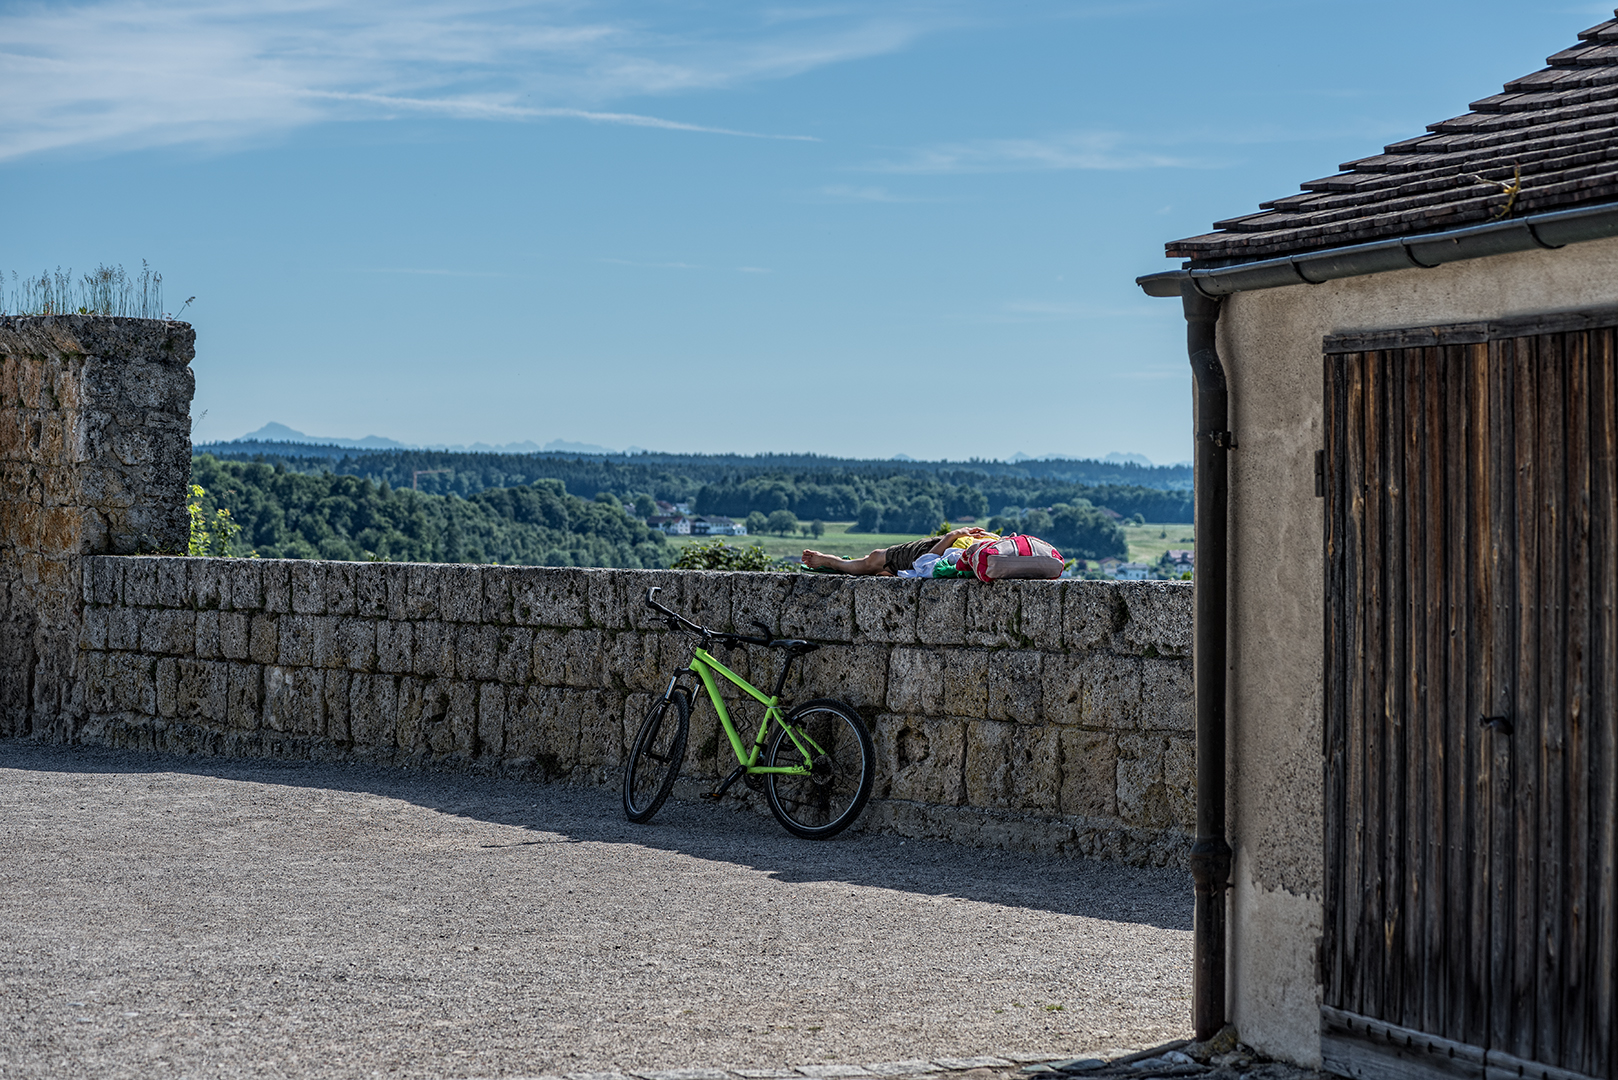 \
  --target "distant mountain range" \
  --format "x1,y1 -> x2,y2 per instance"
214,423 -> 1183,467
228,423 -> 643,456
